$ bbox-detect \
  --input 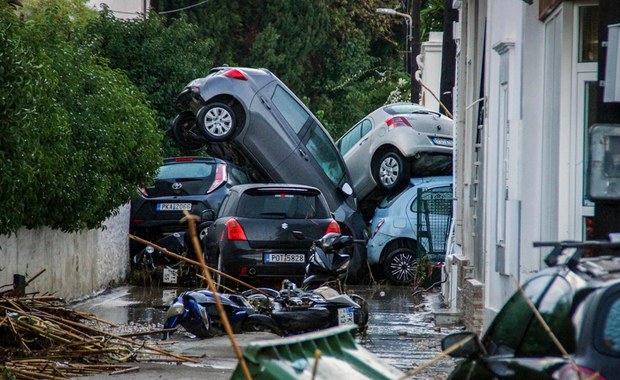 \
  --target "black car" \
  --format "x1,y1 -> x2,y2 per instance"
203,183 -> 341,286
172,66 -> 368,281
442,240 -> 620,380
129,156 -> 251,252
